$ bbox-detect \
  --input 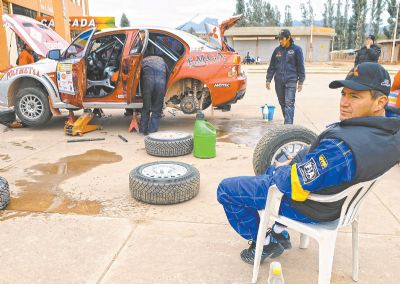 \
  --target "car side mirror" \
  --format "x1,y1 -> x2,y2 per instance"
47,49 -> 61,60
